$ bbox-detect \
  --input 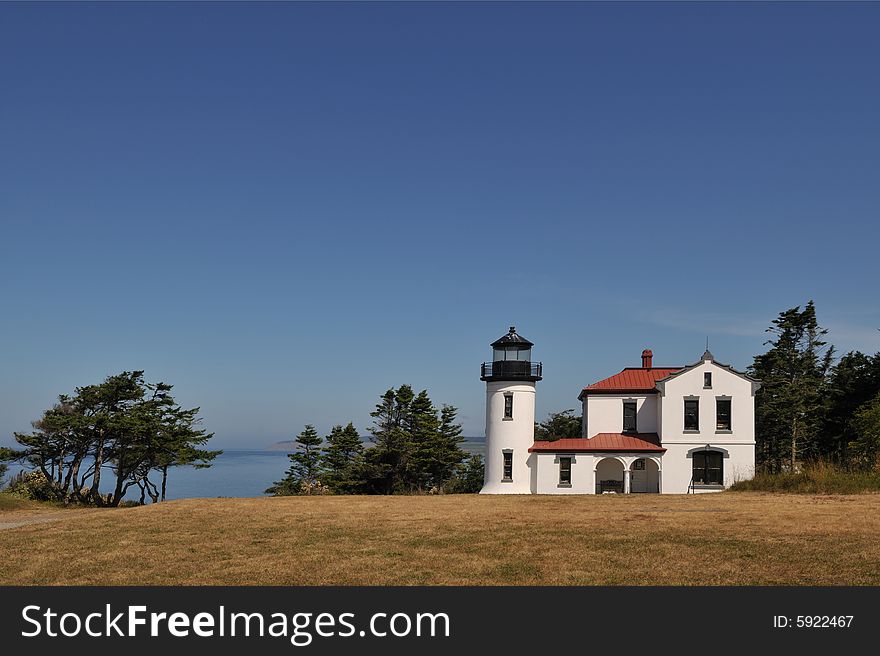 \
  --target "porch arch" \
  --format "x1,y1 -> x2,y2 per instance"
594,457 -> 625,494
